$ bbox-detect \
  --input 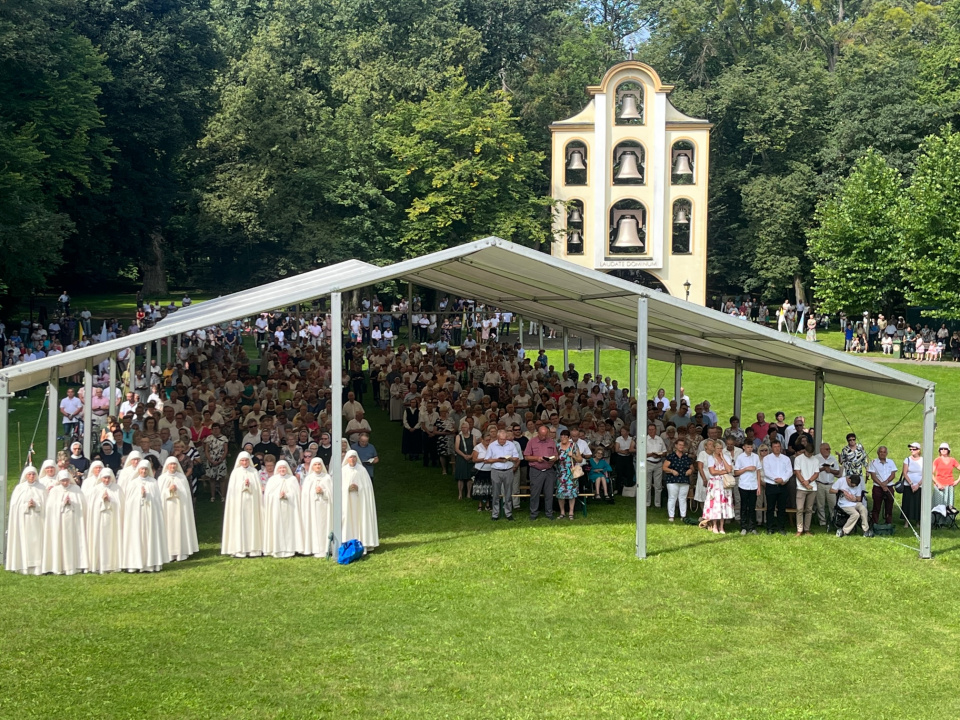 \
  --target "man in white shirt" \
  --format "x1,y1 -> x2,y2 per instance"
569,427 -> 592,475
644,423 -> 667,508
814,442 -> 841,527
500,403 -> 523,429
59,388 -> 83,438
345,409 -> 372,444
793,437 -> 821,535
487,429 -> 520,521
831,474 -> 873,537
734,443 -> 760,534
342,392 -> 363,422
761,440 -> 792,534
868,445 -> 898,526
